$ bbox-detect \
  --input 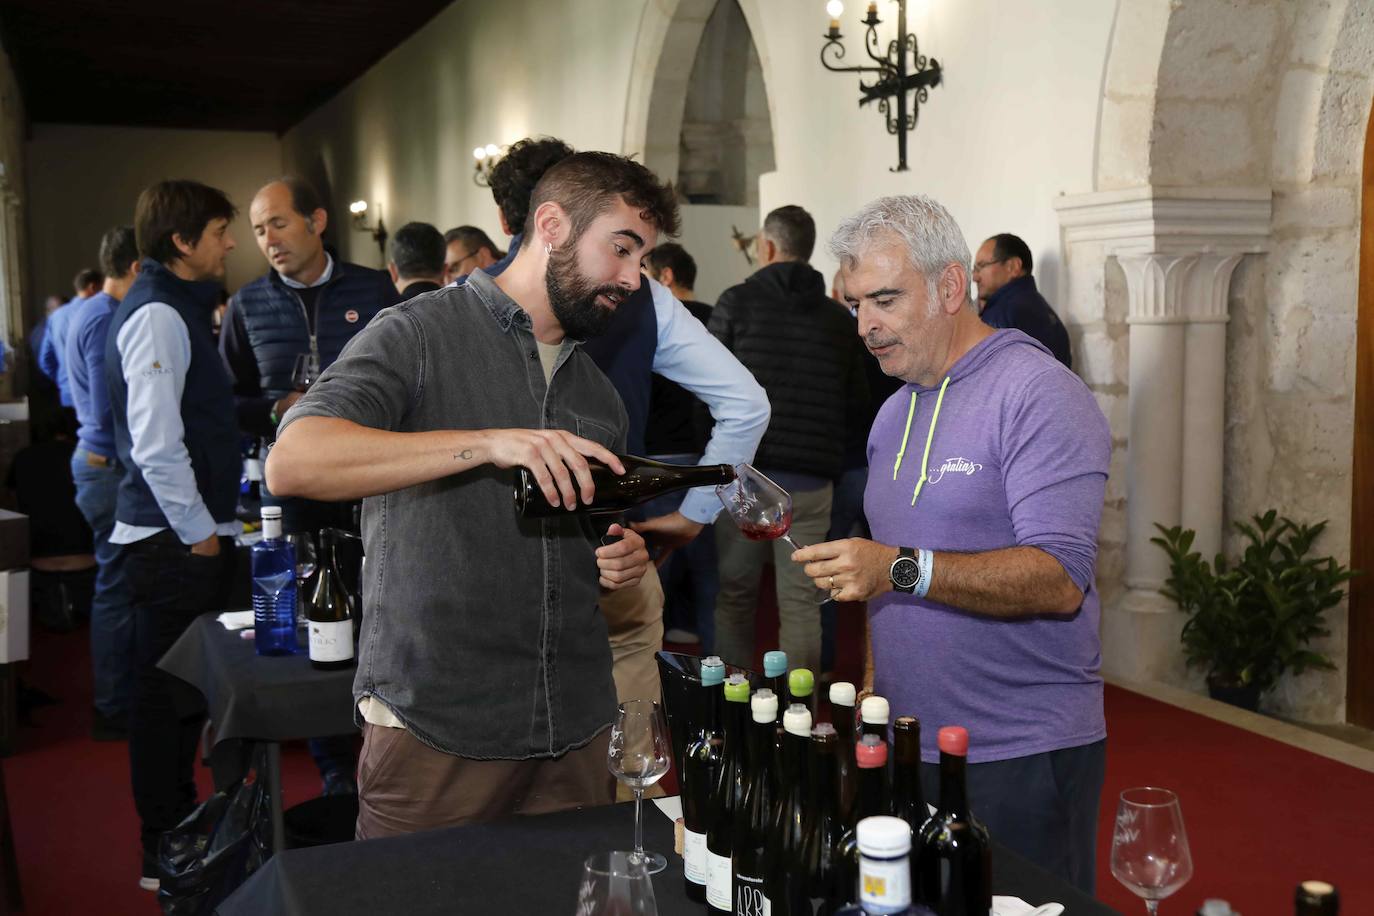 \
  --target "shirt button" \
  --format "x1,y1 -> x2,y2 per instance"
528,350 -> 538,361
